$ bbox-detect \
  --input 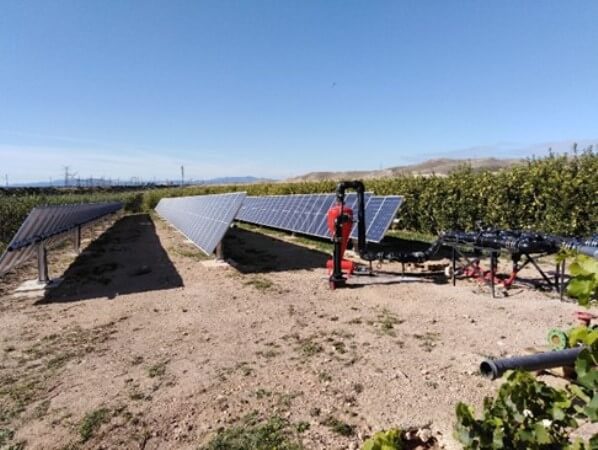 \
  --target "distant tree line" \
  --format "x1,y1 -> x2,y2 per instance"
1,149 -> 596,254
